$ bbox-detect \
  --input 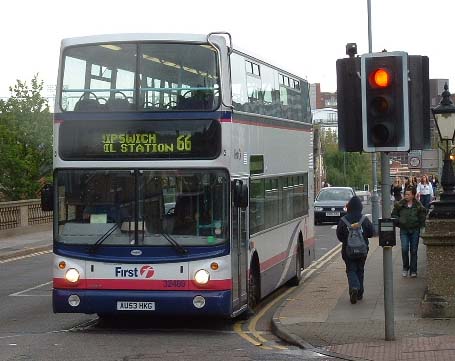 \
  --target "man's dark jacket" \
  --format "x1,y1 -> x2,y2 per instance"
391,198 -> 427,231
